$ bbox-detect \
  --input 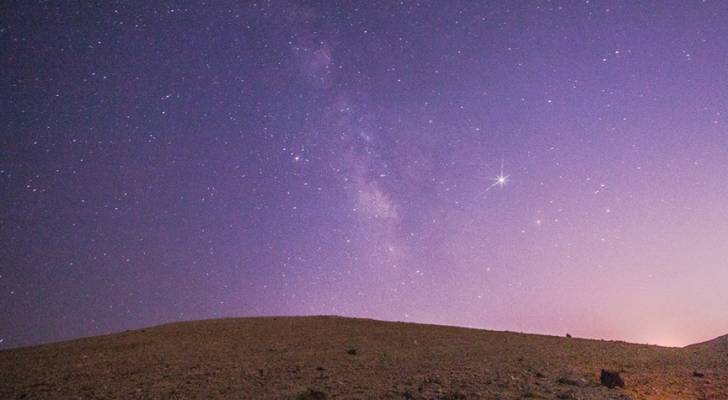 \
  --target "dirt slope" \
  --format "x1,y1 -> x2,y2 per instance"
1,316 -> 726,399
